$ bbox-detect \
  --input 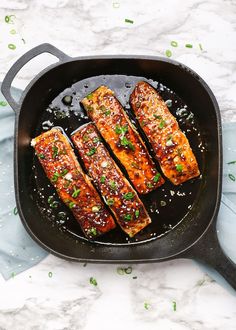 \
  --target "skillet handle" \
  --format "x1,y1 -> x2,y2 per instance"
183,223 -> 236,290
1,43 -> 70,112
